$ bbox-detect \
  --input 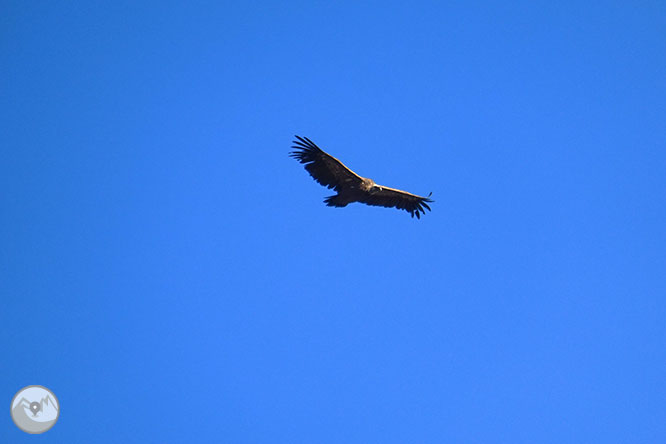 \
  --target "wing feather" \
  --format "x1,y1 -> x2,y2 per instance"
357,186 -> 434,219
289,136 -> 363,191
